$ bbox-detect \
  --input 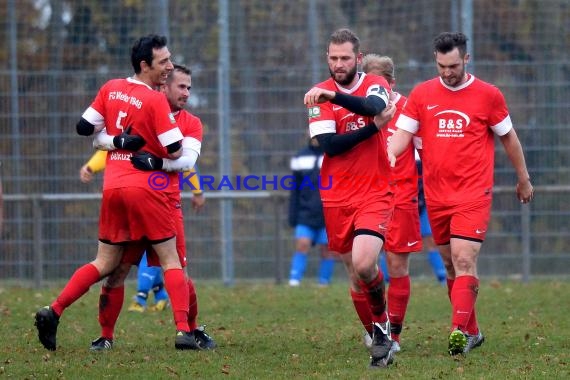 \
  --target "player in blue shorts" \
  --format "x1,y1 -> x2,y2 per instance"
288,138 -> 337,286
289,225 -> 335,286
